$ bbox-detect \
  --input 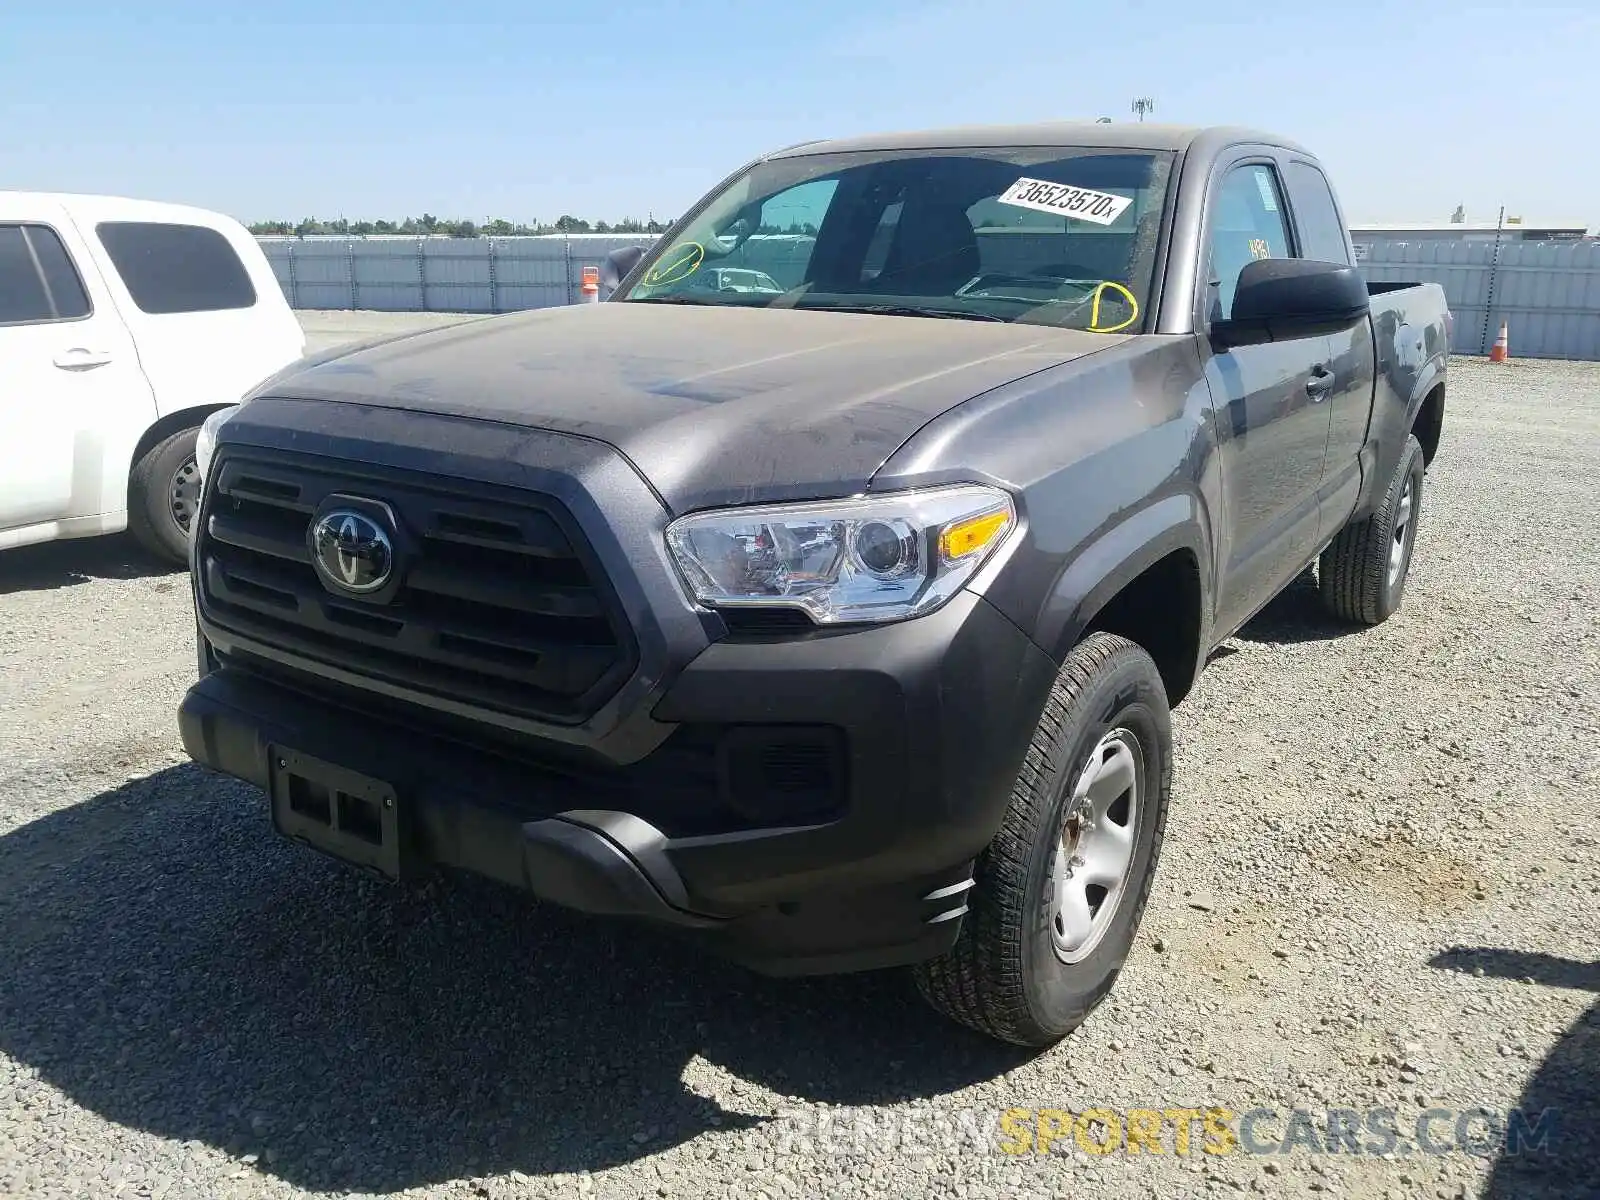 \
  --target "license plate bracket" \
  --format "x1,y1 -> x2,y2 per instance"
268,746 -> 411,880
